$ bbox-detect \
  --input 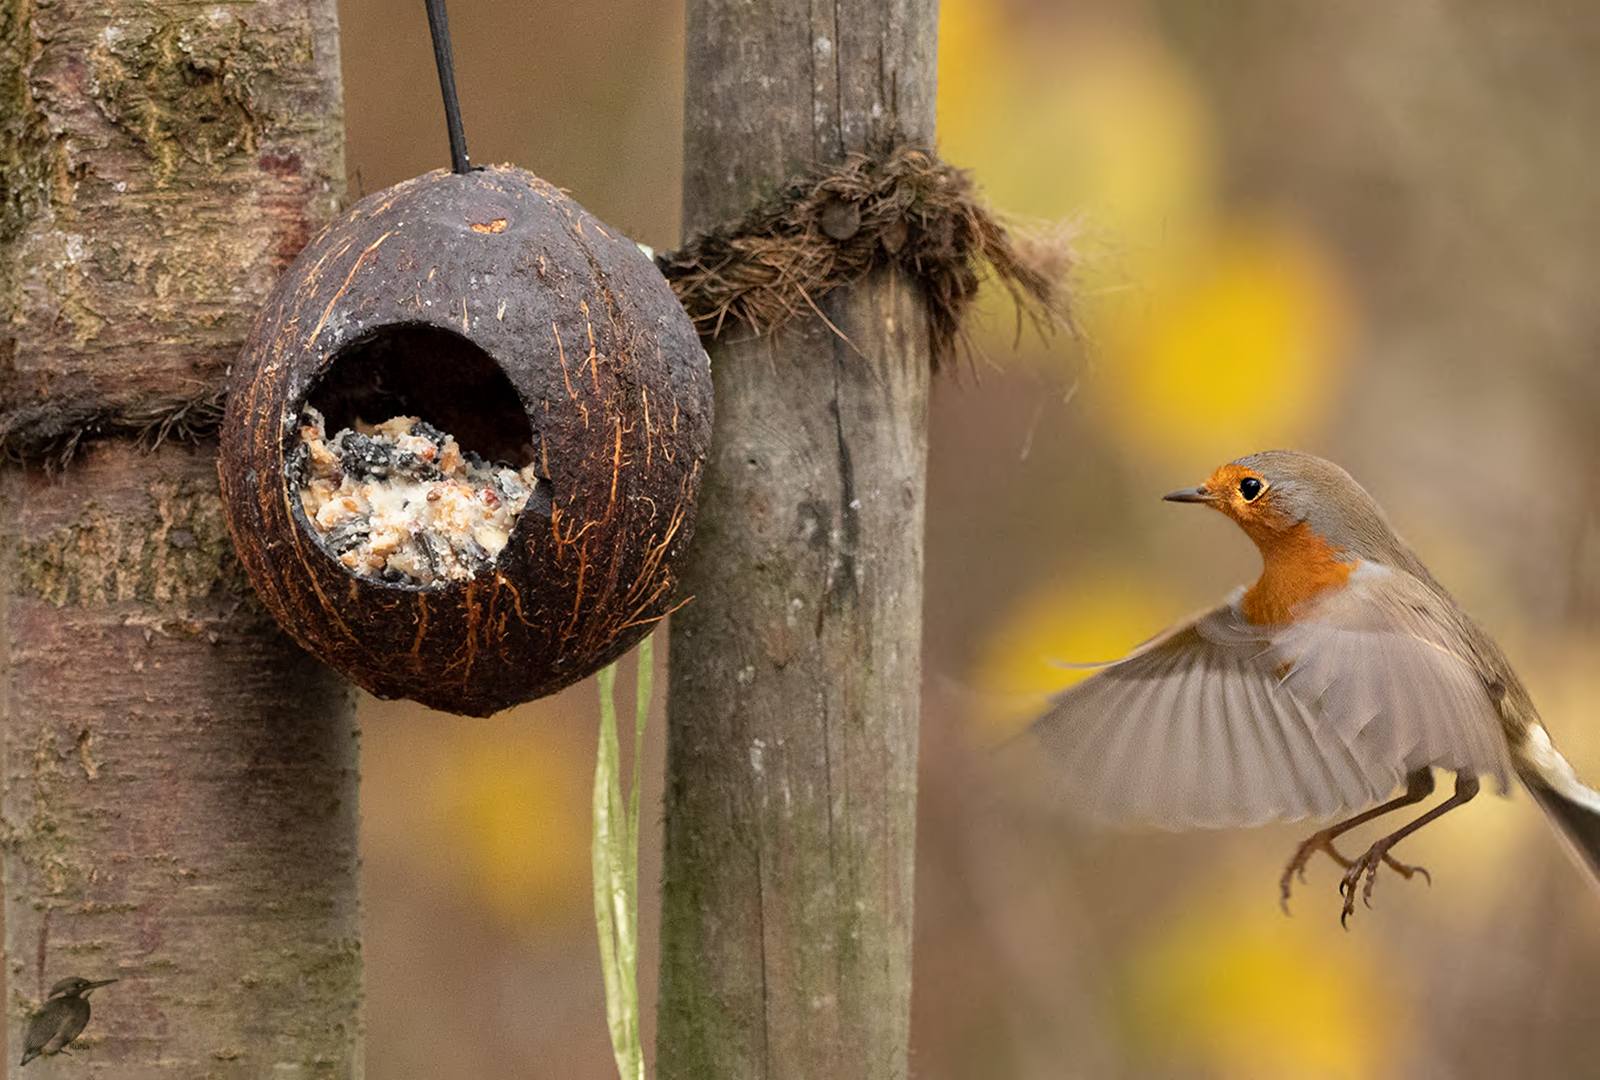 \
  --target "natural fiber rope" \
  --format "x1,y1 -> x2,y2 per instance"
0,390 -> 226,469
657,146 -> 1072,371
